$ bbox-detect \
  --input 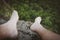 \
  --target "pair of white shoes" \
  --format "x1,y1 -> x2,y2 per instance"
0,10 -> 60,40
